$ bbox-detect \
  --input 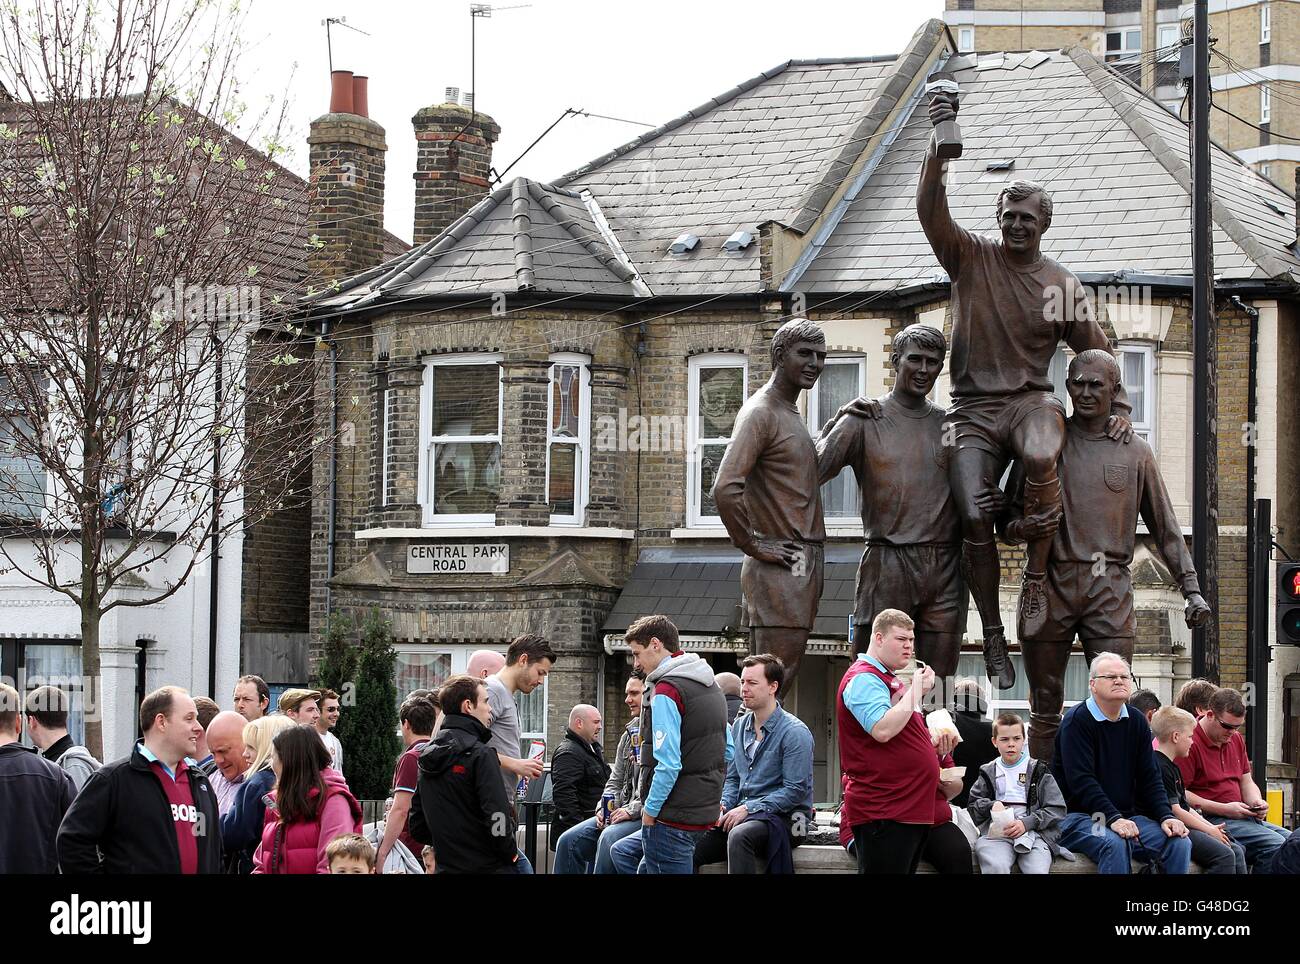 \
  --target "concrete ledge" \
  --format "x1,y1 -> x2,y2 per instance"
699,845 -> 1205,874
